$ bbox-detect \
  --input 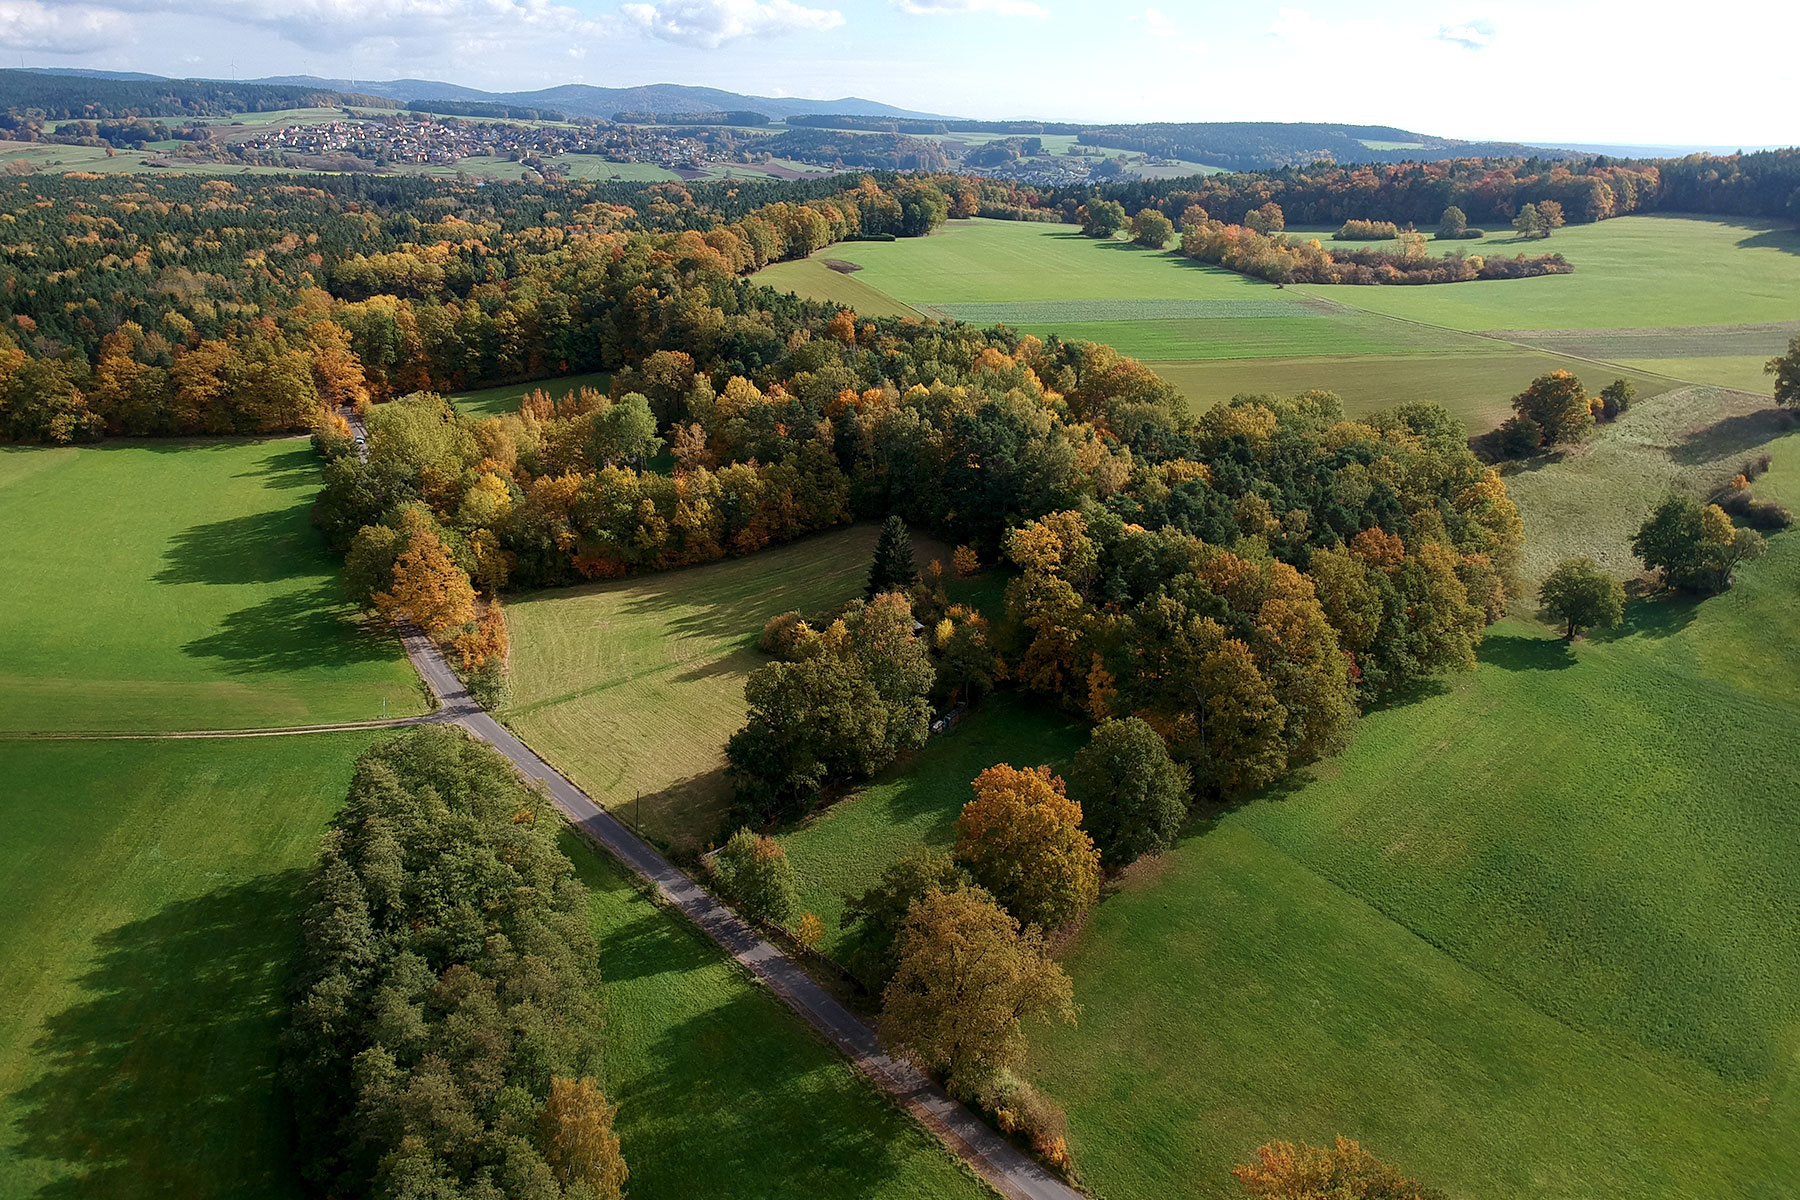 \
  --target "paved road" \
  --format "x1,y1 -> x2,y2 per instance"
397,627 -> 1086,1200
